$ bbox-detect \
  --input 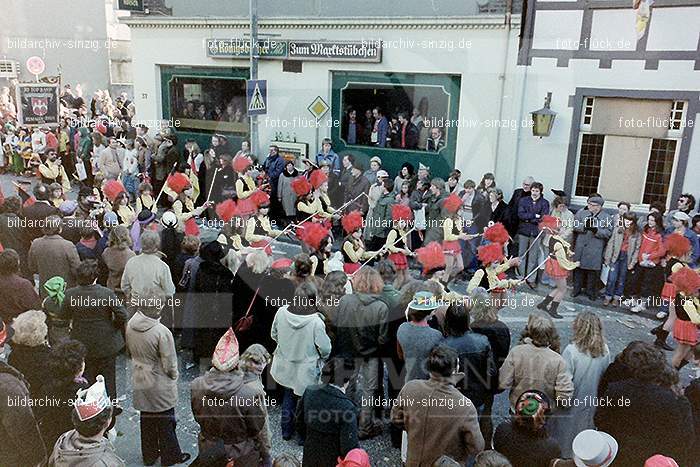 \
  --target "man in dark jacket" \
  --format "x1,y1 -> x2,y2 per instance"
21,183 -> 61,247
343,163 -> 370,215
0,356 -> 47,467
209,153 -> 237,203
334,268 -> 388,439
296,357 -> 359,467
396,113 -> 419,149
262,145 -> 285,200
517,181 -> 550,287
0,197 -> 27,266
506,176 -> 534,254
63,259 -> 128,401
